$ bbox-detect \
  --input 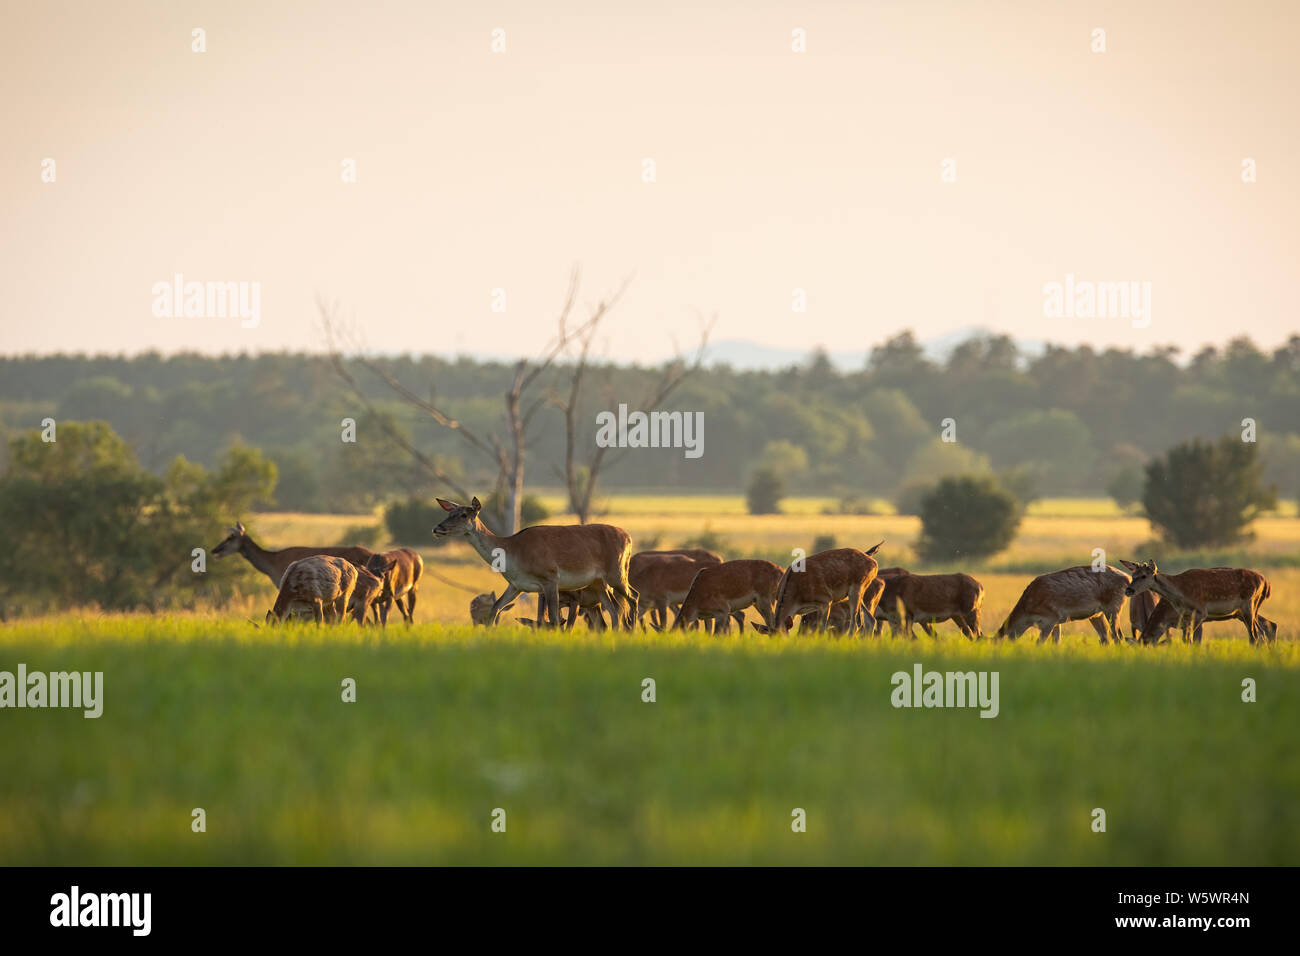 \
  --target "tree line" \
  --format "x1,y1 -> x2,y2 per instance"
0,332 -> 1297,516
